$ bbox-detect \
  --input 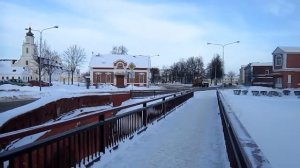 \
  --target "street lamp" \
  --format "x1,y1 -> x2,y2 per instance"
25,26 -> 59,91
207,41 -> 240,89
133,54 -> 159,88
